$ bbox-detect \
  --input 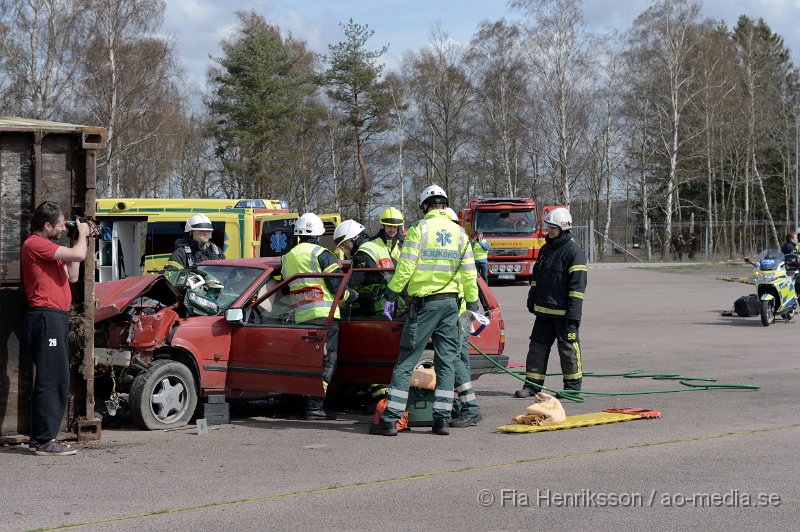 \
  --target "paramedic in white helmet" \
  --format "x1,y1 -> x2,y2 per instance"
164,213 -> 225,270
515,206 -> 587,399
